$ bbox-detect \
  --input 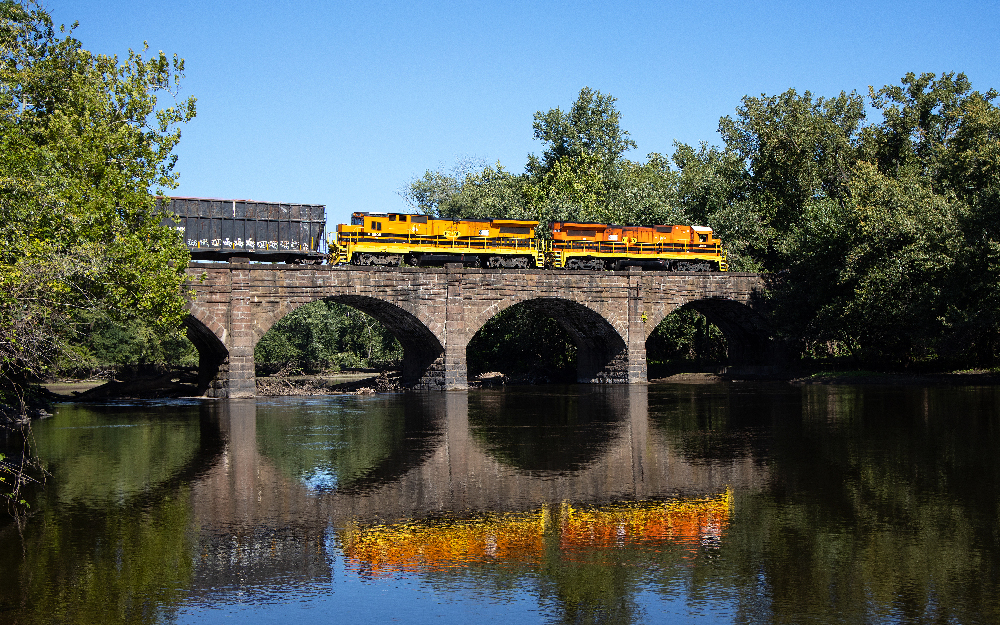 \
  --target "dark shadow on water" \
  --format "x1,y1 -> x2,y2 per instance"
646,381 -> 796,463
468,385 -> 629,474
